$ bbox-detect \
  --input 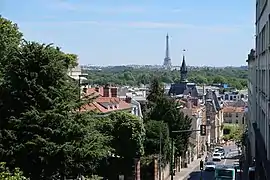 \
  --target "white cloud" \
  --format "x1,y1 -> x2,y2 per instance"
20,20 -> 243,33
44,0 -> 145,13
44,0 -> 184,14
